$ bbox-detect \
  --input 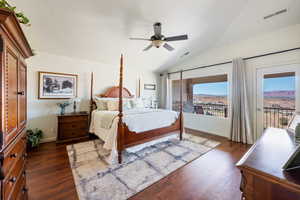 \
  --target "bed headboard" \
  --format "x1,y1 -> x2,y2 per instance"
100,86 -> 134,98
